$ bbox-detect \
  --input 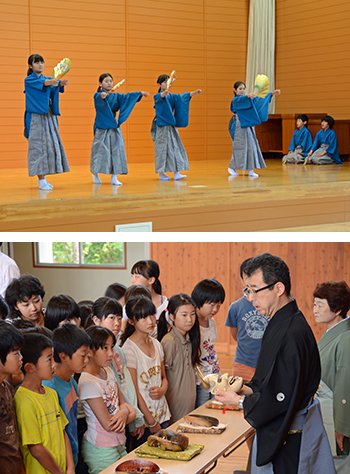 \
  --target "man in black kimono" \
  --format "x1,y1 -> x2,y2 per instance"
215,253 -> 331,474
